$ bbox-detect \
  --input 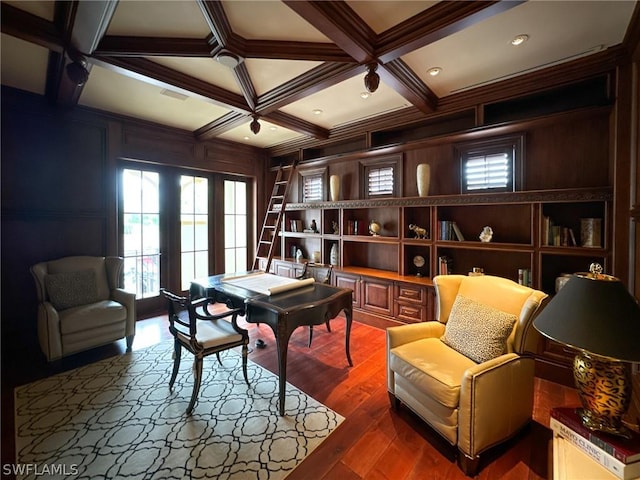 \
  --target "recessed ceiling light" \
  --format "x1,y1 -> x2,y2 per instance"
269,126 -> 277,131
243,136 -> 250,140
427,67 -> 442,77
312,109 -> 323,115
511,34 -> 529,46
360,91 -> 370,99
